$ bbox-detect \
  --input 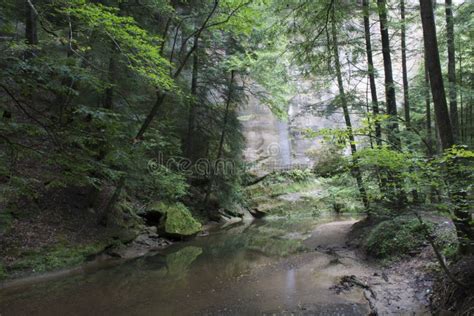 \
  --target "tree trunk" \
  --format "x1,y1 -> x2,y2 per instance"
459,43 -> 464,142
216,70 -> 235,161
185,36 -> 199,159
419,0 -> 454,150
103,50 -> 116,110
362,0 -> 382,146
331,8 -> 369,211
204,70 -> 235,207
401,0 -> 410,127
135,92 -> 167,140
377,0 -> 401,149
445,0 -> 459,141
420,0 -> 473,254
378,0 -> 406,205
424,56 -> 434,156
25,0 -> 38,46
24,0 -> 38,60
